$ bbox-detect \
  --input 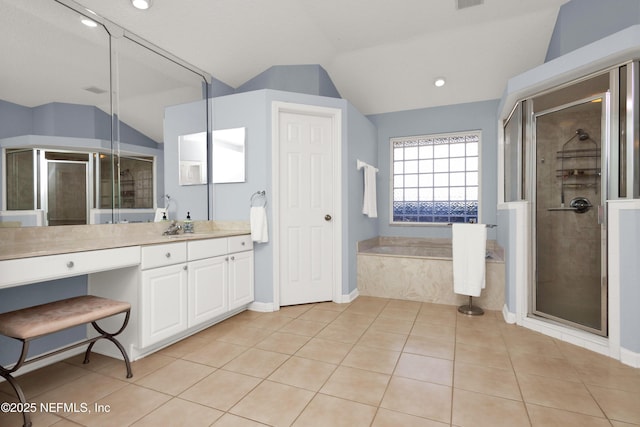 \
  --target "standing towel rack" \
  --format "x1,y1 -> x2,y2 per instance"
250,190 -> 267,207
